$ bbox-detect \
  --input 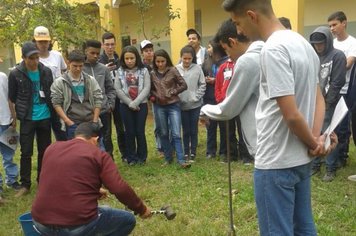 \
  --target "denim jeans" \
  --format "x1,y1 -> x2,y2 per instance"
33,206 -> 136,236
181,107 -> 201,155
0,125 -> 19,186
19,119 -> 51,188
154,102 -> 185,164
254,163 -> 316,236
120,103 -> 148,164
